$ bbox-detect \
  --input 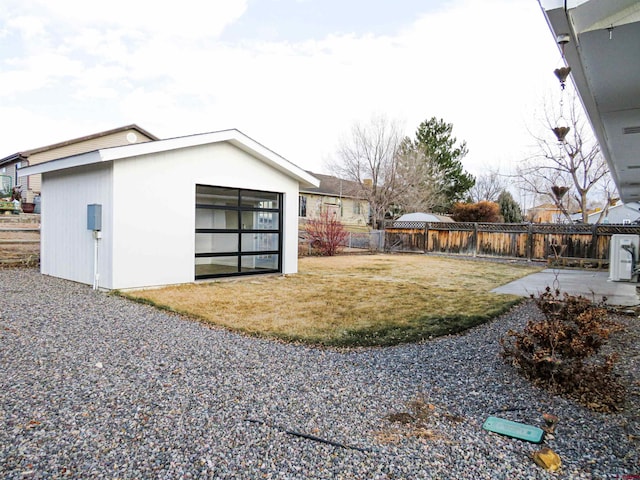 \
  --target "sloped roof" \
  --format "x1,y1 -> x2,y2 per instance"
396,212 -> 454,223
300,172 -> 364,198
0,124 -> 158,167
19,129 -> 319,189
